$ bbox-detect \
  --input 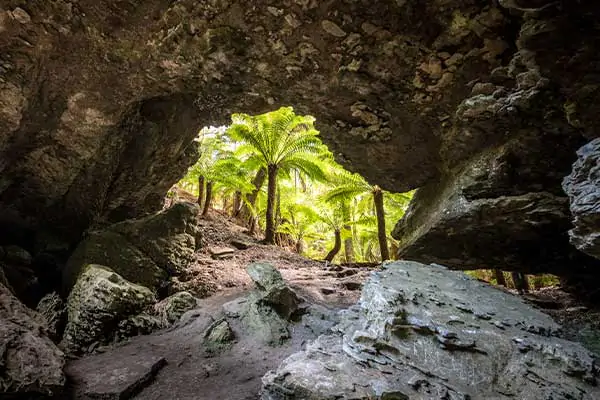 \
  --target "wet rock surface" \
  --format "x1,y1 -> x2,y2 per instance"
261,261 -> 600,399
62,202 -> 200,293
563,138 -> 600,260
0,283 -> 65,397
